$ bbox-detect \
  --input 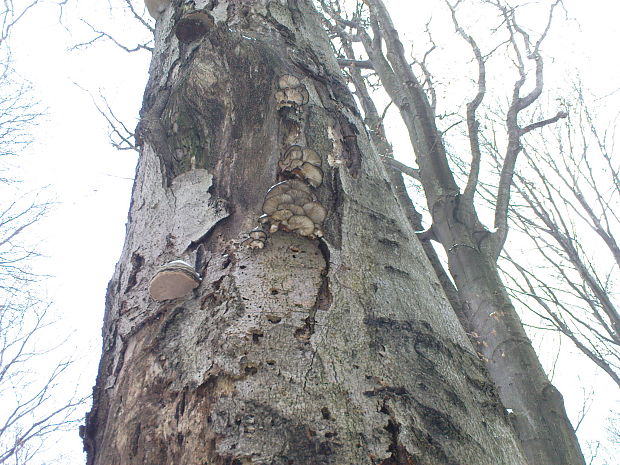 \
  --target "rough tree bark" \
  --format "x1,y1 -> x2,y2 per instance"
82,1 -> 528,464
